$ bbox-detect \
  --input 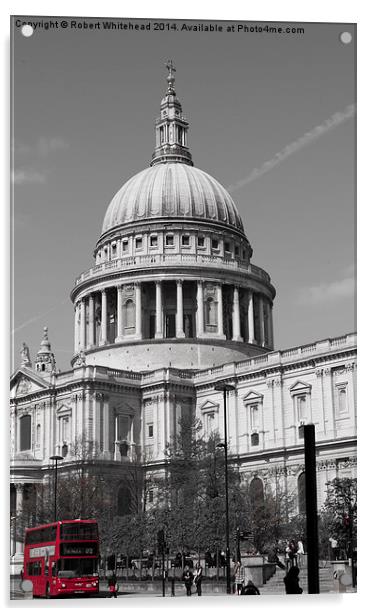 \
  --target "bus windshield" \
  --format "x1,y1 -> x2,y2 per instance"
57,558 -> 98,578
